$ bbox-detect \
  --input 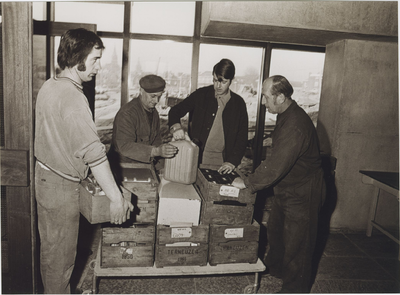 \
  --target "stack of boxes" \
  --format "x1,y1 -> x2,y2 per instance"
155,178 -> 207,268
196,164 -> 260,266
154,139 -> 209,267
100,162 -> 159,268
81,145 -> 260,268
